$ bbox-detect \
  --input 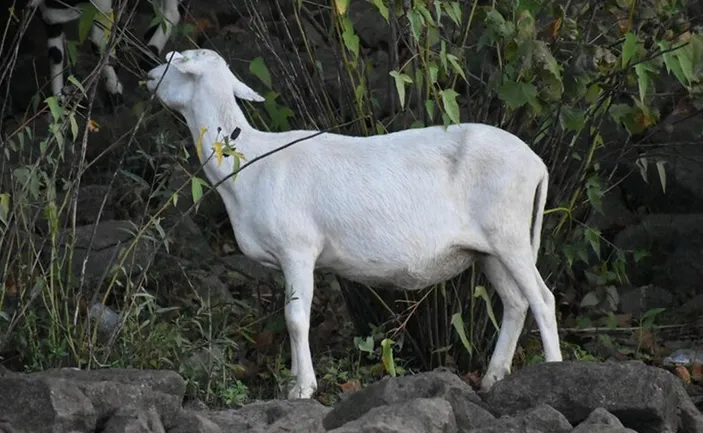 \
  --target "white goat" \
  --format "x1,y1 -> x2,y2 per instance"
29,0 -> 181,102
146,48 -> 563,399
